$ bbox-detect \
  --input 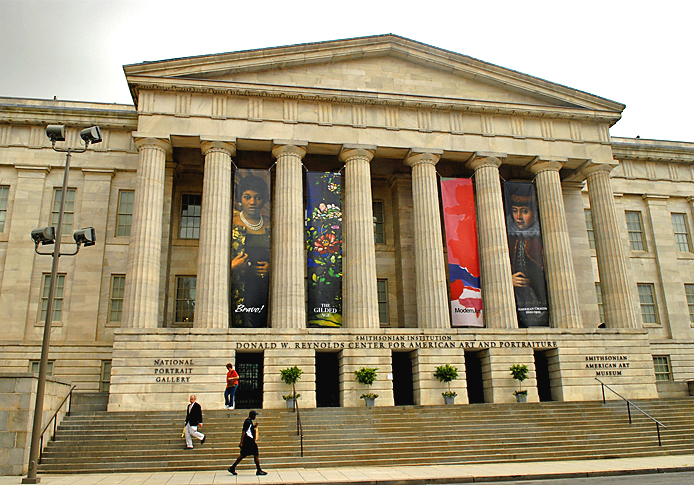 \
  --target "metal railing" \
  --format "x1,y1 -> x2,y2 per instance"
39,385 -> 76,463
290,385 -> 304,457
595,378 -> 666,446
